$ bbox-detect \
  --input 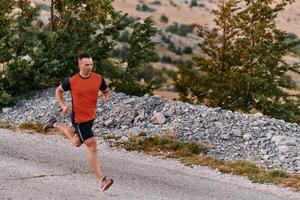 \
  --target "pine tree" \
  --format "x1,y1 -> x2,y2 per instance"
175,0 -> 300,122
111,17 -> 159,96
